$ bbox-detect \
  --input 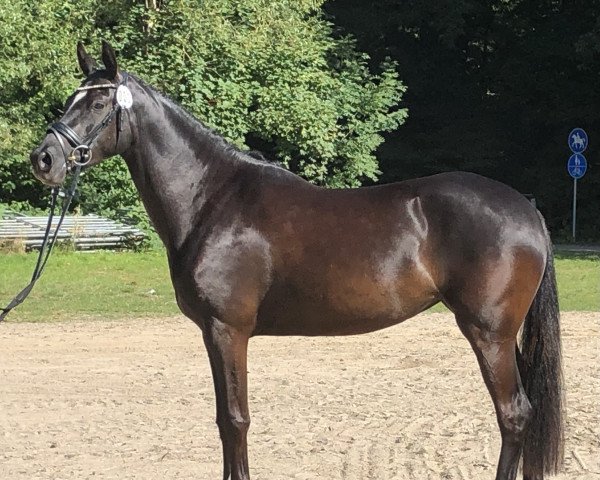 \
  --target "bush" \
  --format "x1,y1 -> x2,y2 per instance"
0,0 -> 406,234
